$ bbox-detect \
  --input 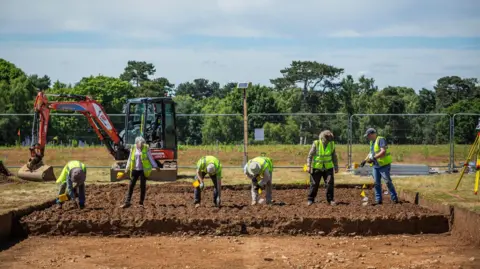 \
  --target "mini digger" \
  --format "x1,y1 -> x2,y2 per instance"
17,89 -> 178,182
